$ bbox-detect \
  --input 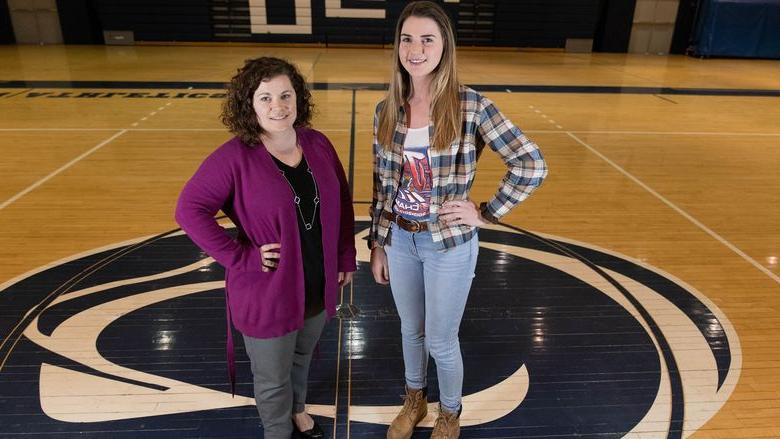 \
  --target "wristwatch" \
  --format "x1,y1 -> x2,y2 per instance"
366,238 -> 381,250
